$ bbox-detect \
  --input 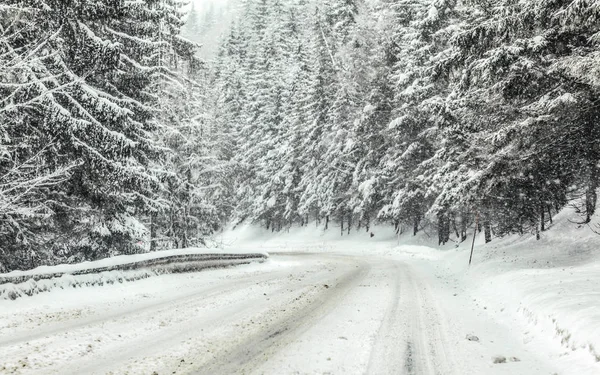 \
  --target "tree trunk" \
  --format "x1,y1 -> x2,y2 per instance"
438,213 -> 444,245
460,215 -> 468,242
540,203 -> 545,232
518,217 -> 523,235
325,215 -> 329,230
483,220 -> 492,243
181,205 -> 188,248
181,232 -> 188,249
341,216 -> 344,236
452,214 -> 460,239
150,212 -> 157,252
347,214 -> 351,235
585,120 -> 599,223
586,160 -> 598,223
438,211 -> 450,245
413,215 -> 419,236
548,206 -> 553,224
